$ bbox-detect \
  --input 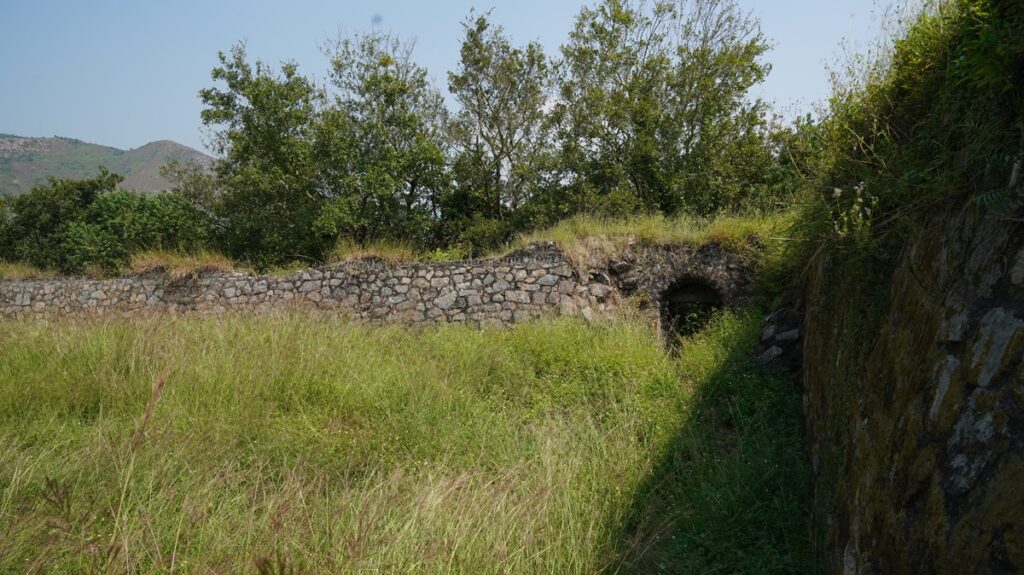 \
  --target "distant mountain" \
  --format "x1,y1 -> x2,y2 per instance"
0,134 -> 214,196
